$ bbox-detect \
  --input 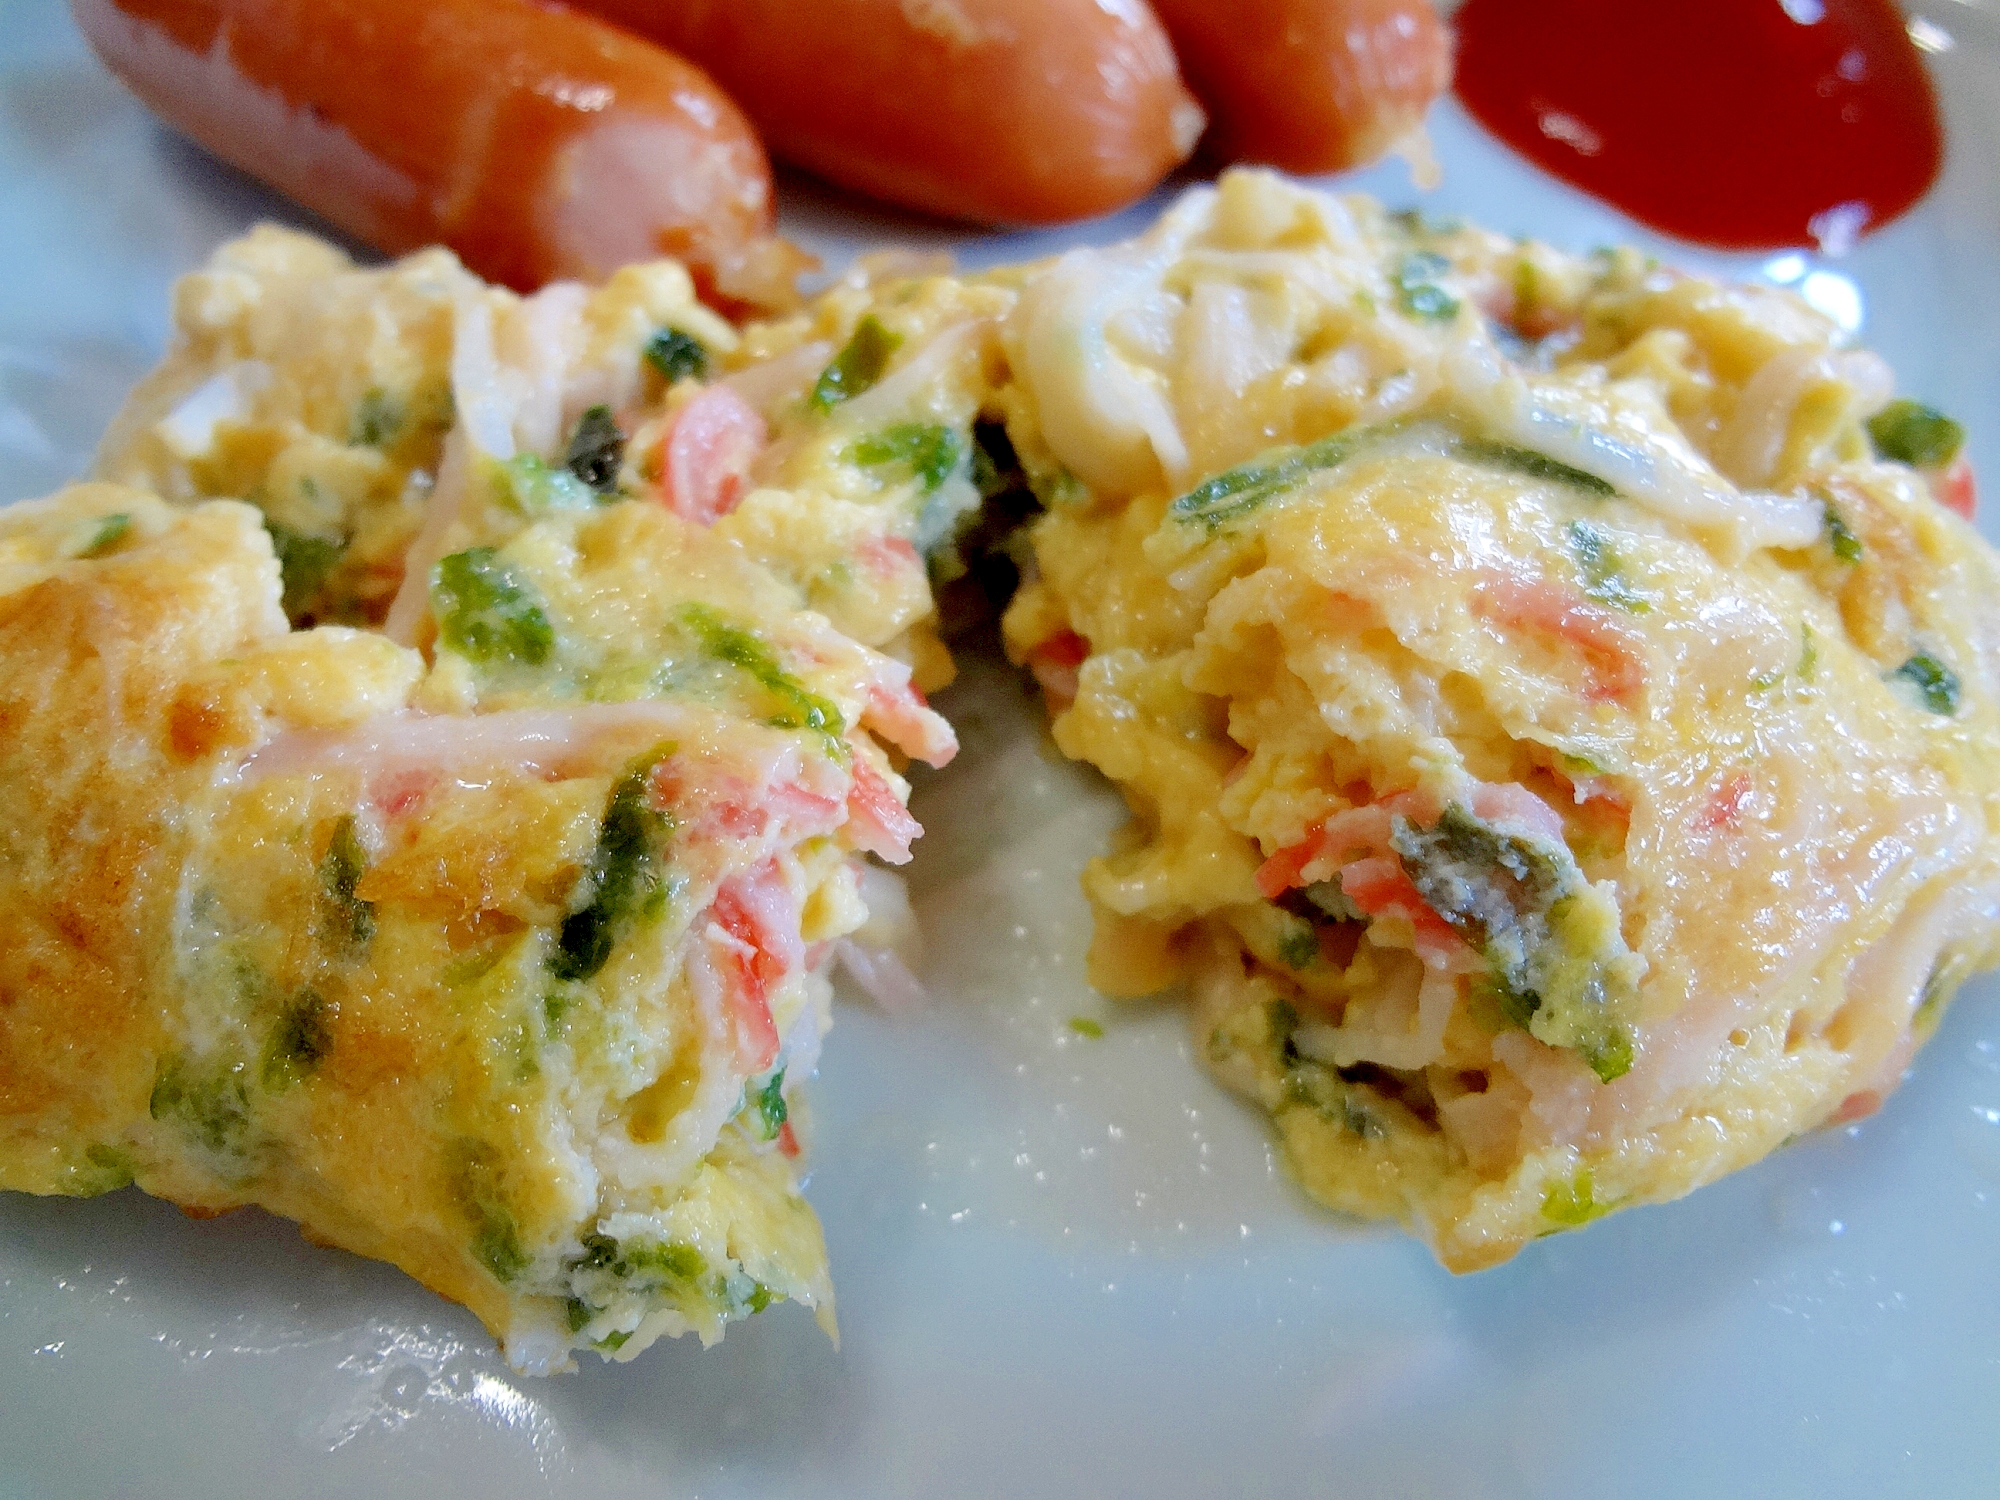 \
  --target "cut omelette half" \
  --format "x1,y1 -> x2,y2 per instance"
0,231 -> 957,1372
995,171 -> 2000,1269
